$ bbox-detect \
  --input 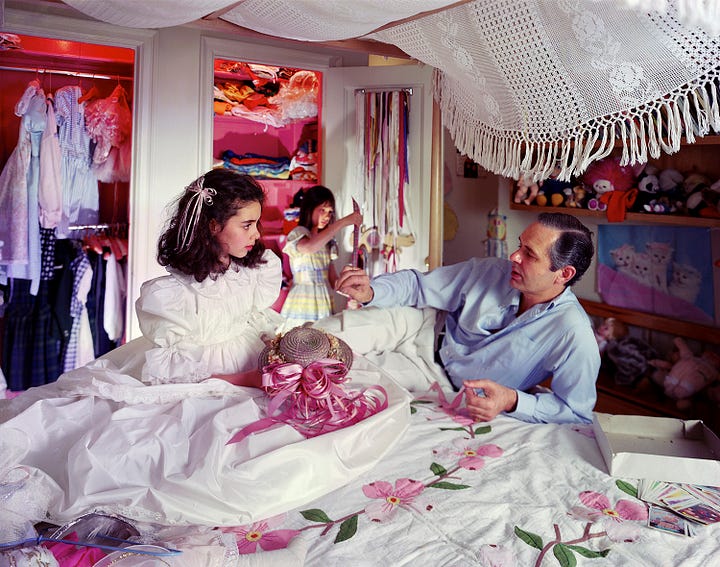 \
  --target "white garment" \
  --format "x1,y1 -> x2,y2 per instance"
0,247 -> 411,527
103,252 -> 126,342
136,250 -> 284,384
0,352 -> 410,527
